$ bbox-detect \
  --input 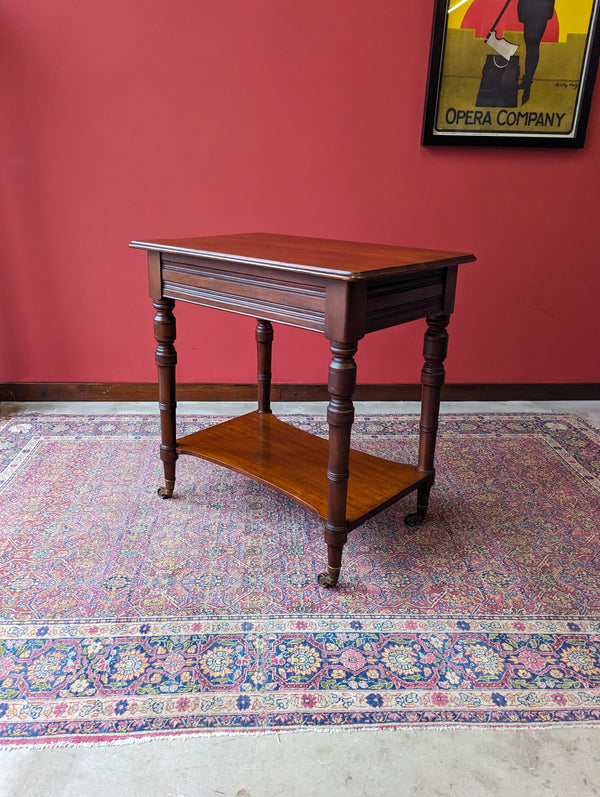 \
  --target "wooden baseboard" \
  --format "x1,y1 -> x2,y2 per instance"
1,382 -> 599,402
